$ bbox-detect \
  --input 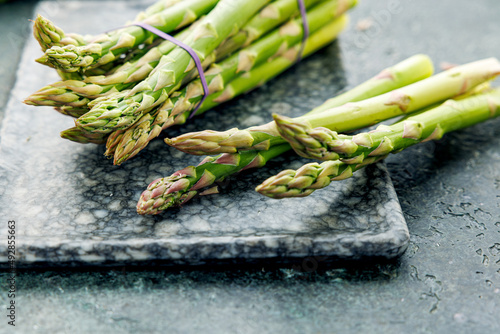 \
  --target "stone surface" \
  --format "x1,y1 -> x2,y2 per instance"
0,0 -> 408,266
0,0 -> 499,333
